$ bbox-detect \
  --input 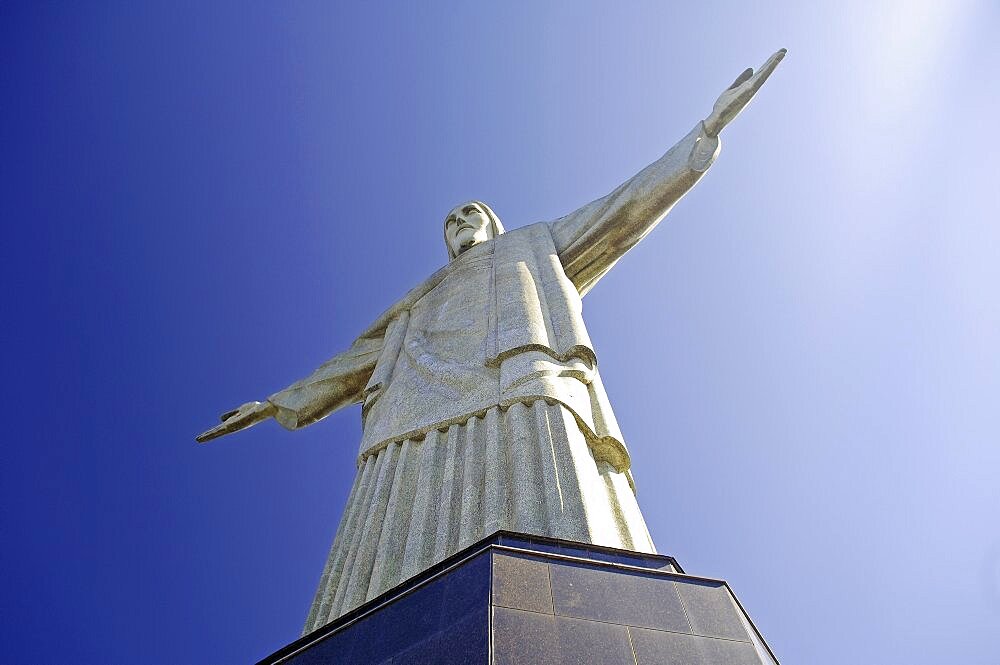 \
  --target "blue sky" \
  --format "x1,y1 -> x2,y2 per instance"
2,2 -> 998,663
